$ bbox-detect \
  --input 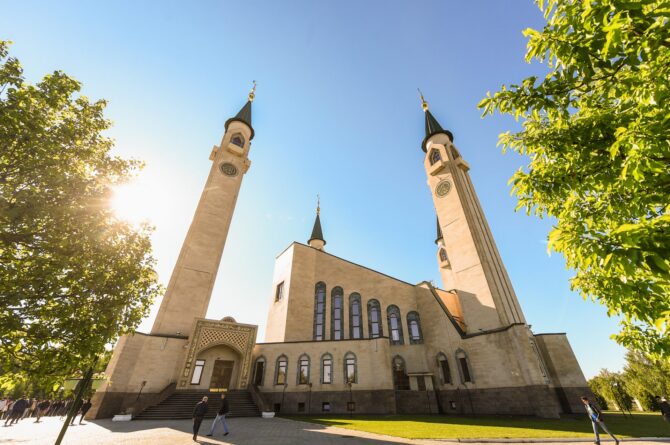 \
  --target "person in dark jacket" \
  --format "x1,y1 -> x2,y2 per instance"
35,400 -> 50,423
192,396 -> 209,441
4,397 -> 28,426
76,399 -> 92,424
206,393 -> 230,437
656,396 -> 670,423
581,396 -> 619,445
